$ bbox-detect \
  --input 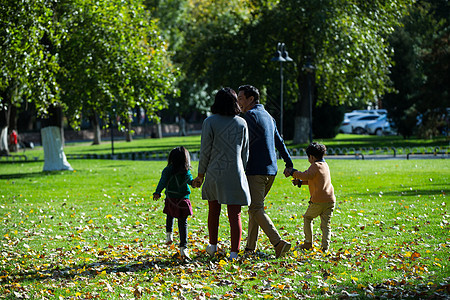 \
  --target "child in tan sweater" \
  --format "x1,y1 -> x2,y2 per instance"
289,142 -> 335,251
